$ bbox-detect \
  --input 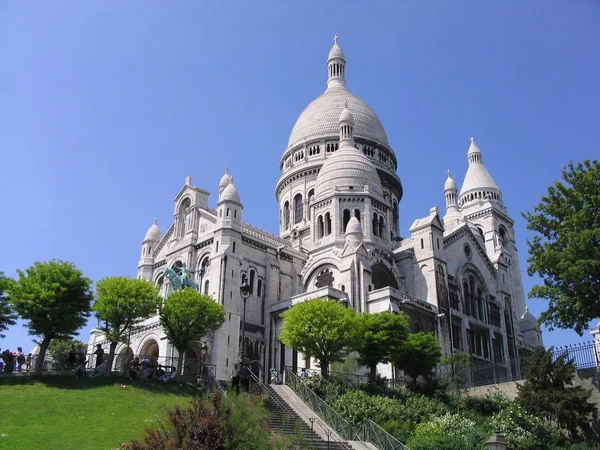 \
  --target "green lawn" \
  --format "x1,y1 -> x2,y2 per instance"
0,375 -> 198,450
